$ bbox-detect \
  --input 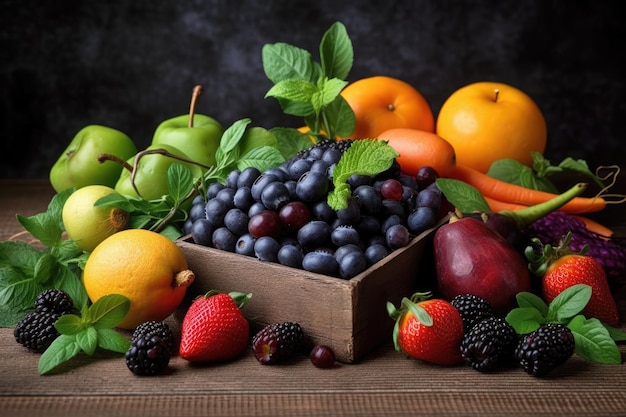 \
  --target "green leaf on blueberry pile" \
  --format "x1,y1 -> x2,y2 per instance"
327,139 -> 399,210
506,284 -> 626,364
487,152 -> 605,193
0,190 -> 88,327
263,21 -> 356,140
38,294 -> 131,375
